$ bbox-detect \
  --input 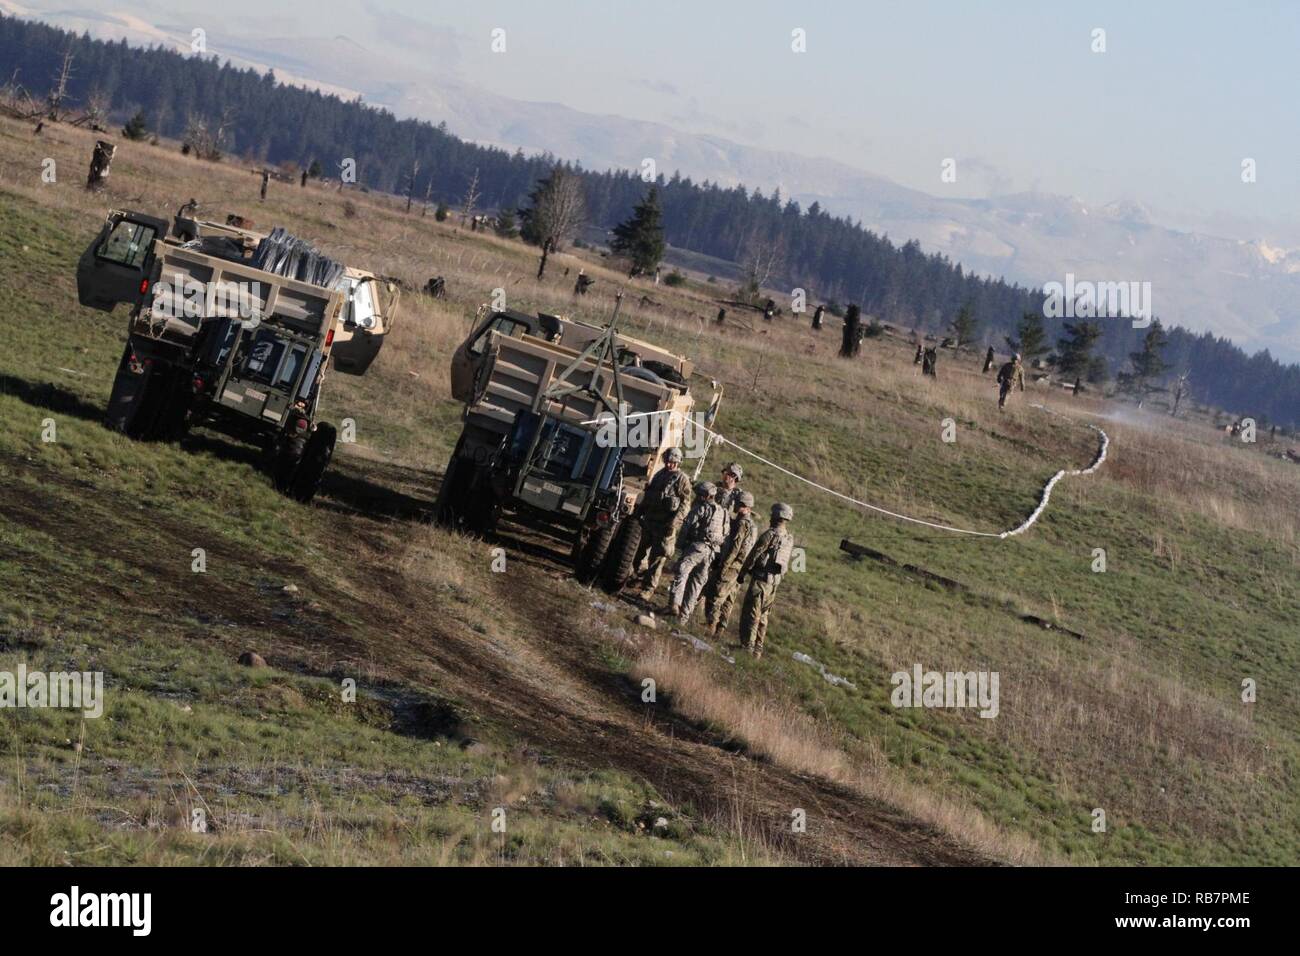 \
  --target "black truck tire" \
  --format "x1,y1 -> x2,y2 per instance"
435,453 -> 472,526
575,517 -> 620,584
288,423 -> 336,503
604,517 -> 643,592
462,473 -> 500,535
272,433 -> 307,493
